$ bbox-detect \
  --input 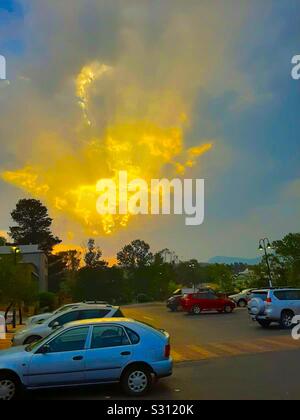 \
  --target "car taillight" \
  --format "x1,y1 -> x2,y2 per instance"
165,344 -> 171,358
266,297 -> 272,304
